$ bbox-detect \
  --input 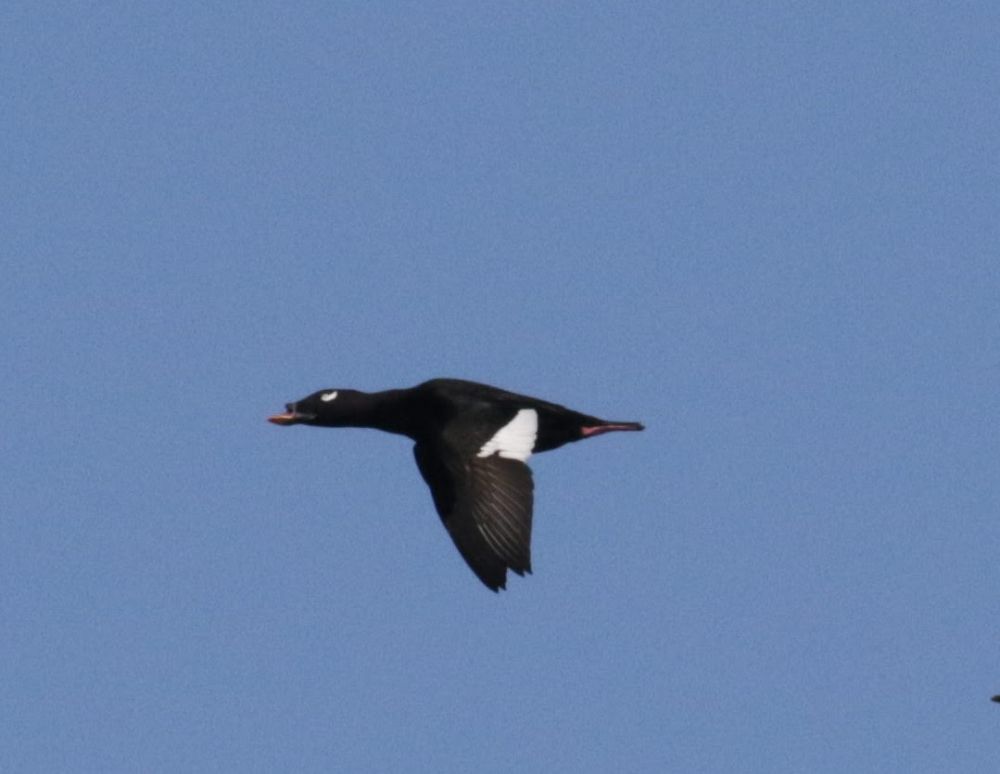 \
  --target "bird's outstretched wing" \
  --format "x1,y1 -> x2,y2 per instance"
413,440 -> 534,591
